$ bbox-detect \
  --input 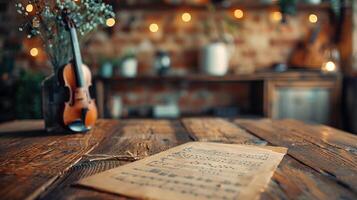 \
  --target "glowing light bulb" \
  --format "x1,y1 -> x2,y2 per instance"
181,12 -> 192,22
149,23 -> 159,33
234,9 -> 244,19
271,11 -> 282,22
106,18 -> 116,27
30,48 -> 39,57
309,14 -> 318,23
324,61 -> 336,72
26,4 -> 33,12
